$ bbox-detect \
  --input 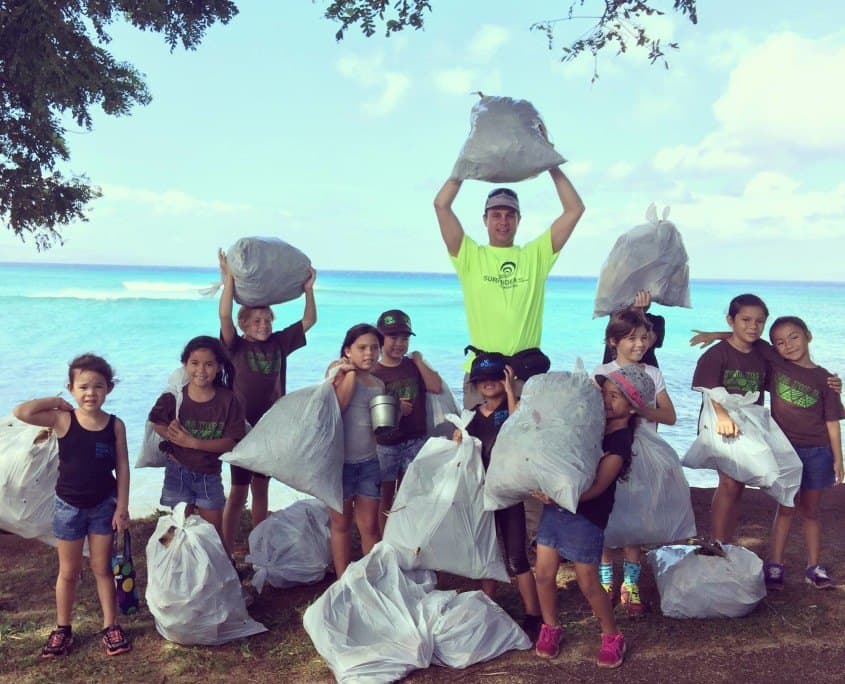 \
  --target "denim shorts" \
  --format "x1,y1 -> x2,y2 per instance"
377,437 -> 427,481
53,495 -> 116,541
536,503 -> 605,565
797,445 -> 836,490
160,459 -> 226,510
342,458 -> 381,501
